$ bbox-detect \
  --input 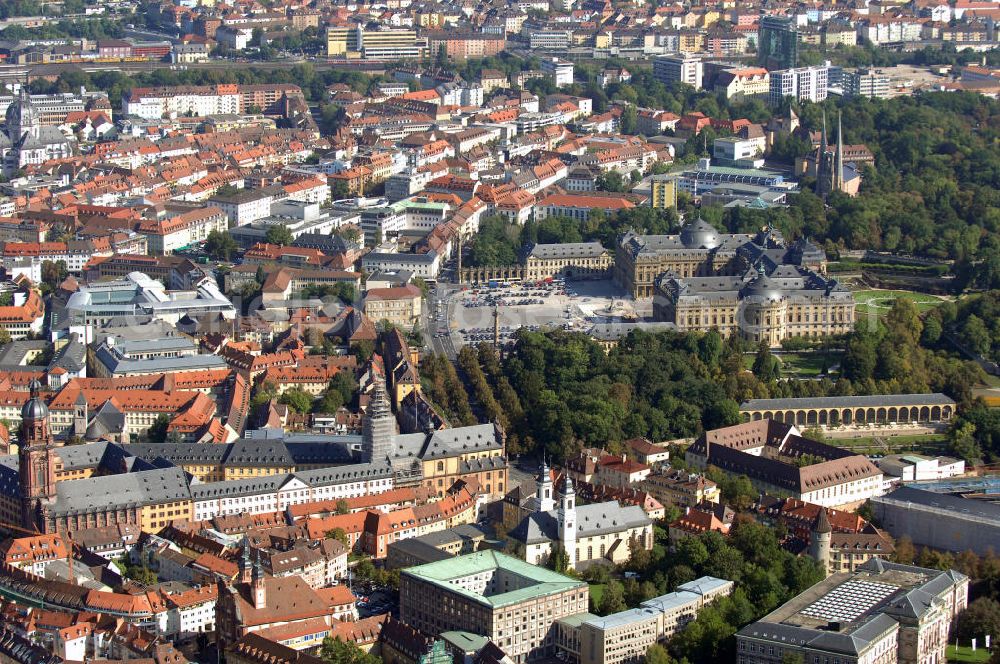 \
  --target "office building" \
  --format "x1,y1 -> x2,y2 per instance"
650,175 -> 677,210
653,54 -> 703,90
712,136 -> 763,165
673,158 -> 789,196
736,559 -> 968,664
875,454 -> 964,482
568,577 -> 733,664
768,66 -> 828,106
843,68 -> 891,98
541,58 -> 575,87
326,26 -> 423,60
400,551 -> 590,663
758,16 -> 798,70
54,272 -> 236,344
